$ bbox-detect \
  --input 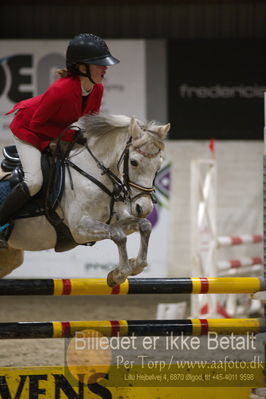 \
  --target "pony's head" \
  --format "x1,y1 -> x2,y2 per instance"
125,117 -> 170,218
77,113 -> 170,219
